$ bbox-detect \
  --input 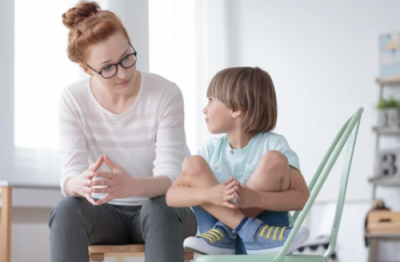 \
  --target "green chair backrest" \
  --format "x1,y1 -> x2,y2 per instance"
272,107 -> 363,262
